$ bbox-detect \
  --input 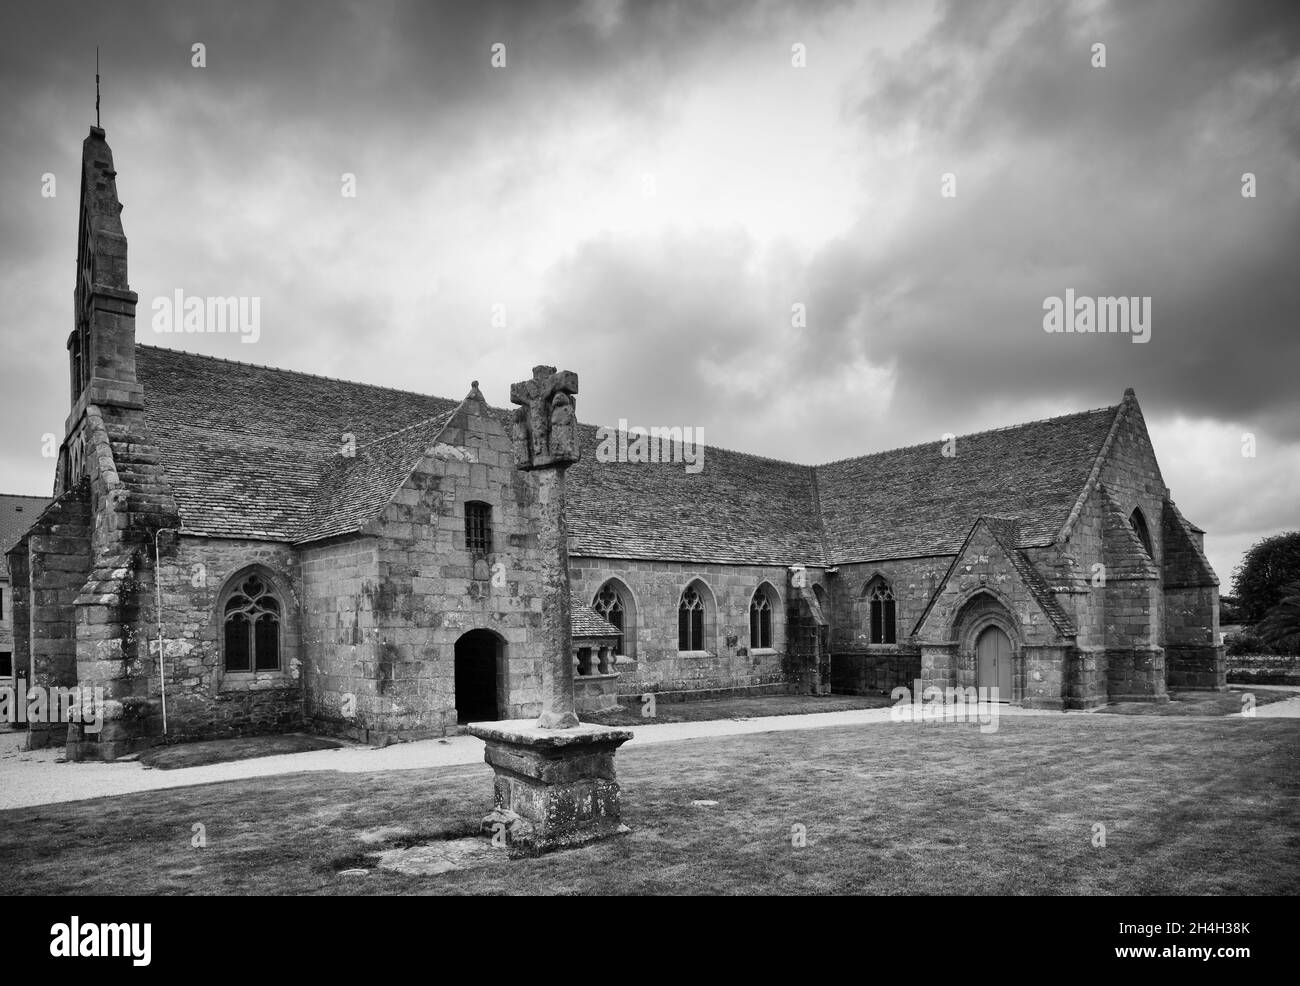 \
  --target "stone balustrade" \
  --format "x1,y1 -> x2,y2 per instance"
572,638 -> 620,713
